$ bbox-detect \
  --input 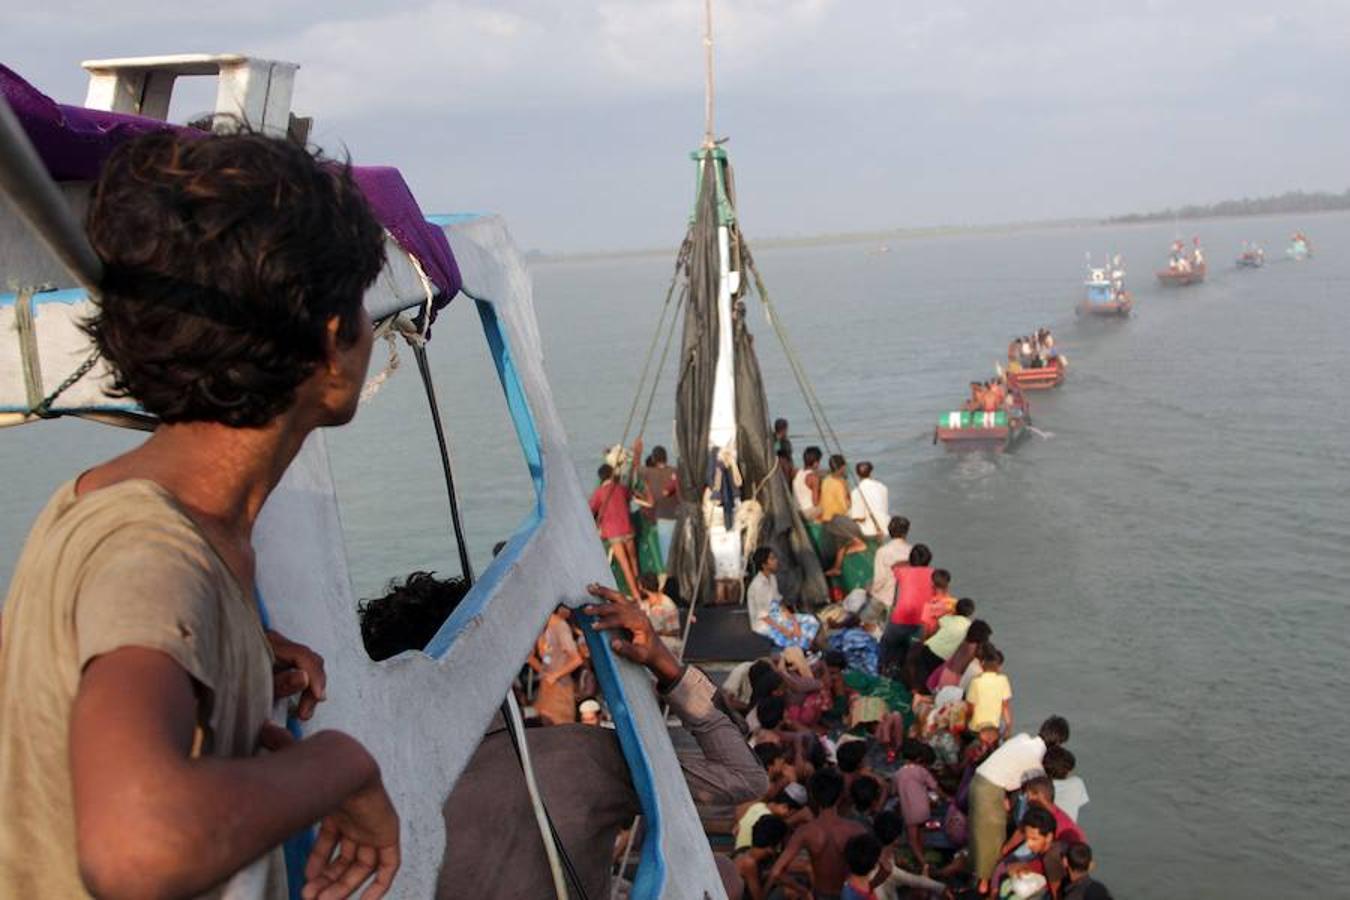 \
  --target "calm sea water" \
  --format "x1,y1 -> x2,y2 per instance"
3,211 -> 1348,897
